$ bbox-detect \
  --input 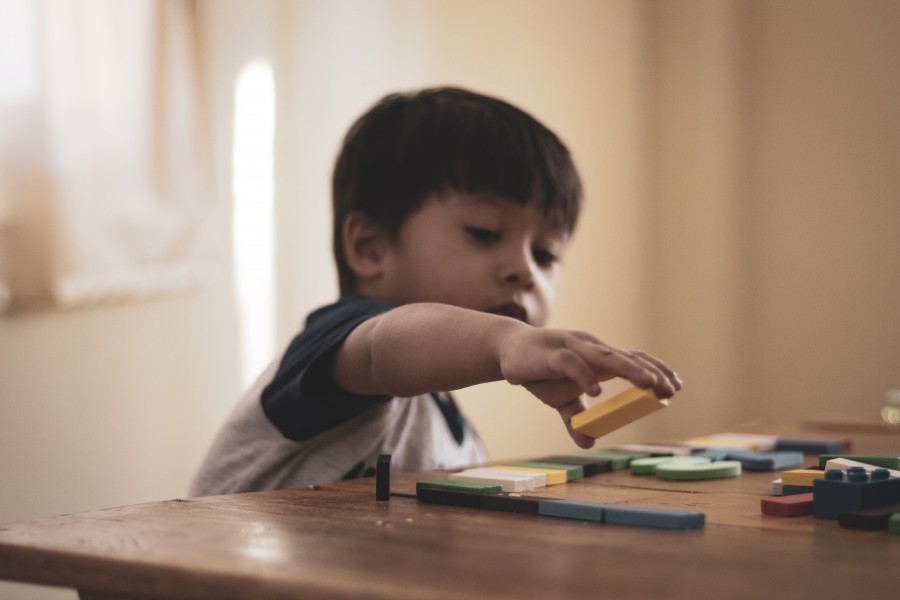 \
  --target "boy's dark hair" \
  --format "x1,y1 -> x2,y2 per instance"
331,86 -> 583,294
